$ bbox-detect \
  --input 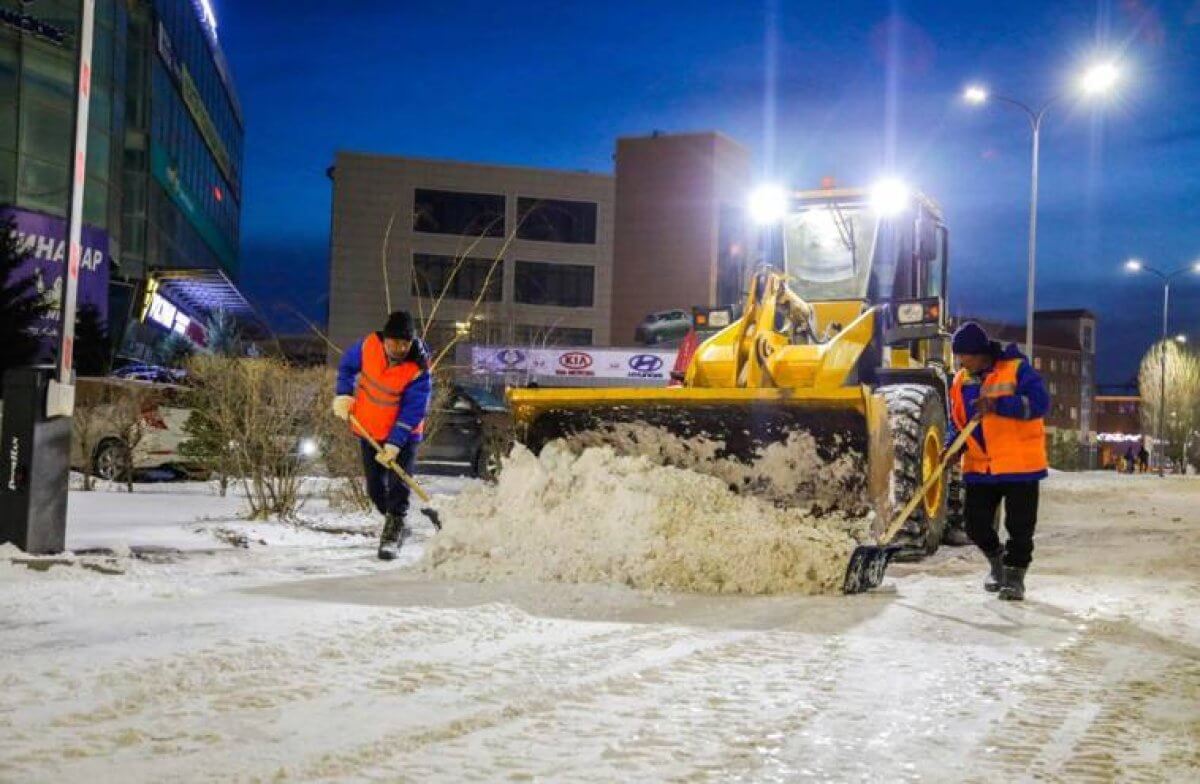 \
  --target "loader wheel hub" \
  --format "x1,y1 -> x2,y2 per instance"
921,426 -> 943,518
